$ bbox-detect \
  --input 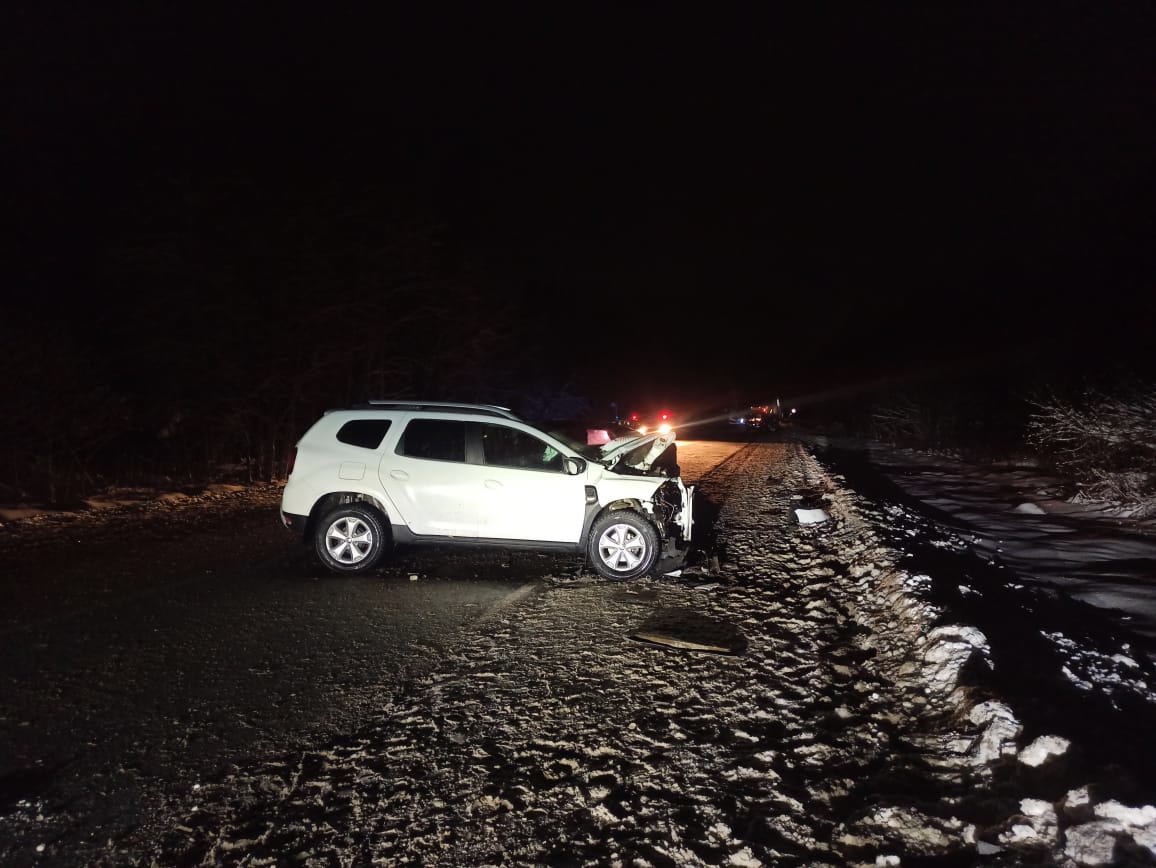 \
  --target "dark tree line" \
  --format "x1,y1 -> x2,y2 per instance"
1,171 -> 564,505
